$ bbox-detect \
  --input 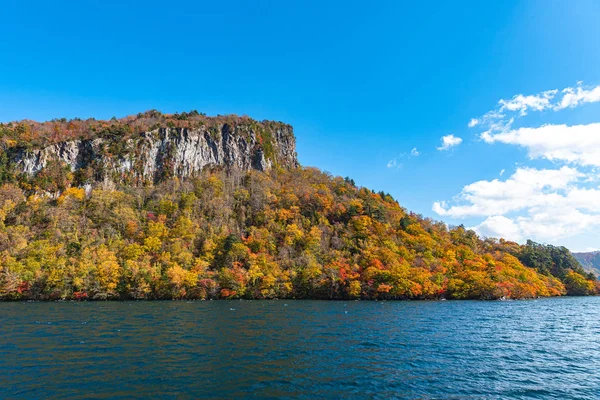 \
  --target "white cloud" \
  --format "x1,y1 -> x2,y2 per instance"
582,247 -> 600,252
433,166 -> 584,218
555,85 -> 600,110
454,81 -> 600,246
471,216 -> 522,242
432,200 -> 447,215
514,207 -> 600,241
468,118 -> 479,128
387,147 -> 420,168
433,166 -> 600,242
471,209 -> 600,243
499,89 -> 558,116
469,82 -> 600,136
437,134 -> 463,151
386,158 -> 400,169
482,122 -> 600,167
